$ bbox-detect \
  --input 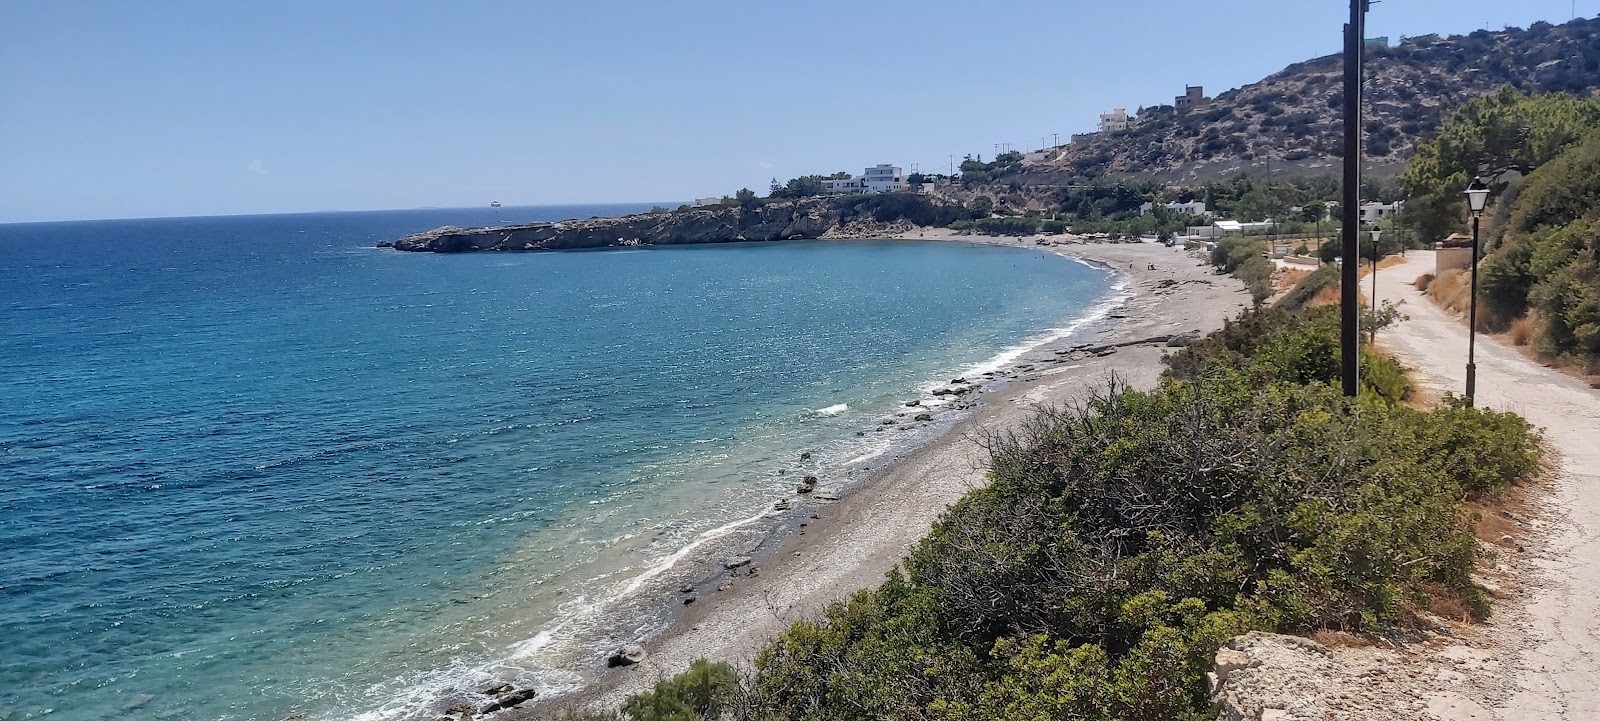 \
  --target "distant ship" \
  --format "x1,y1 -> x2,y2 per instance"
490,200 -> 502,208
